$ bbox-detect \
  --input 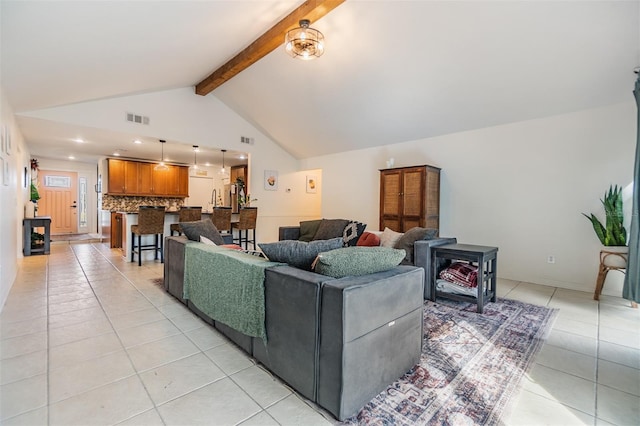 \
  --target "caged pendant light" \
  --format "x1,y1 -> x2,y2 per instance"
285,19 -> 324,60
154,139 -> 169,171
